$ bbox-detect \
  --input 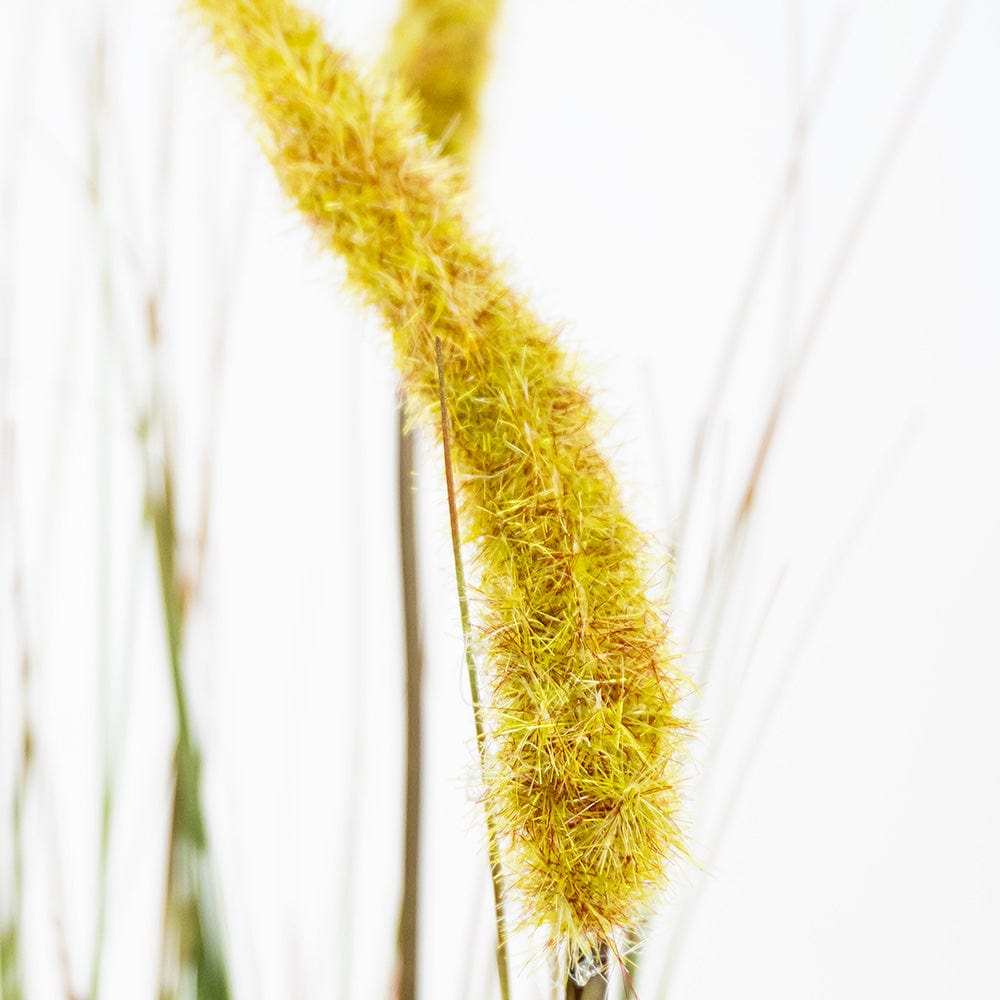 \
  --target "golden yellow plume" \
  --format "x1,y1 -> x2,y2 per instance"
190,0 -> 687,963
388,0 -> 501,158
